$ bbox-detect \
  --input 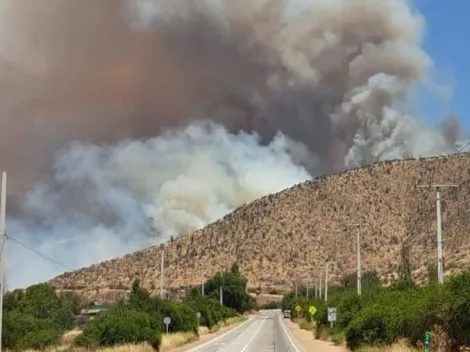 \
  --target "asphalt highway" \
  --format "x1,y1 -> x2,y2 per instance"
185,310 -> 307,352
